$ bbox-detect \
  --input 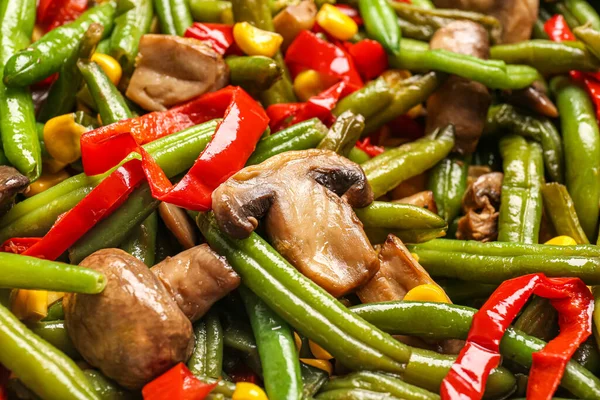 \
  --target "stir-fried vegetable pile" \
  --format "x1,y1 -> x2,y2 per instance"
2,0 -> 600,399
